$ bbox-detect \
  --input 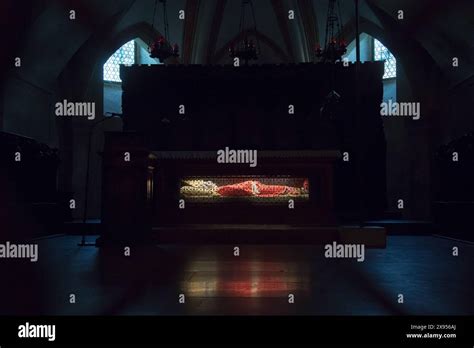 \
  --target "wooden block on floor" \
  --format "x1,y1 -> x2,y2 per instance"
338,226 -> 386,248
